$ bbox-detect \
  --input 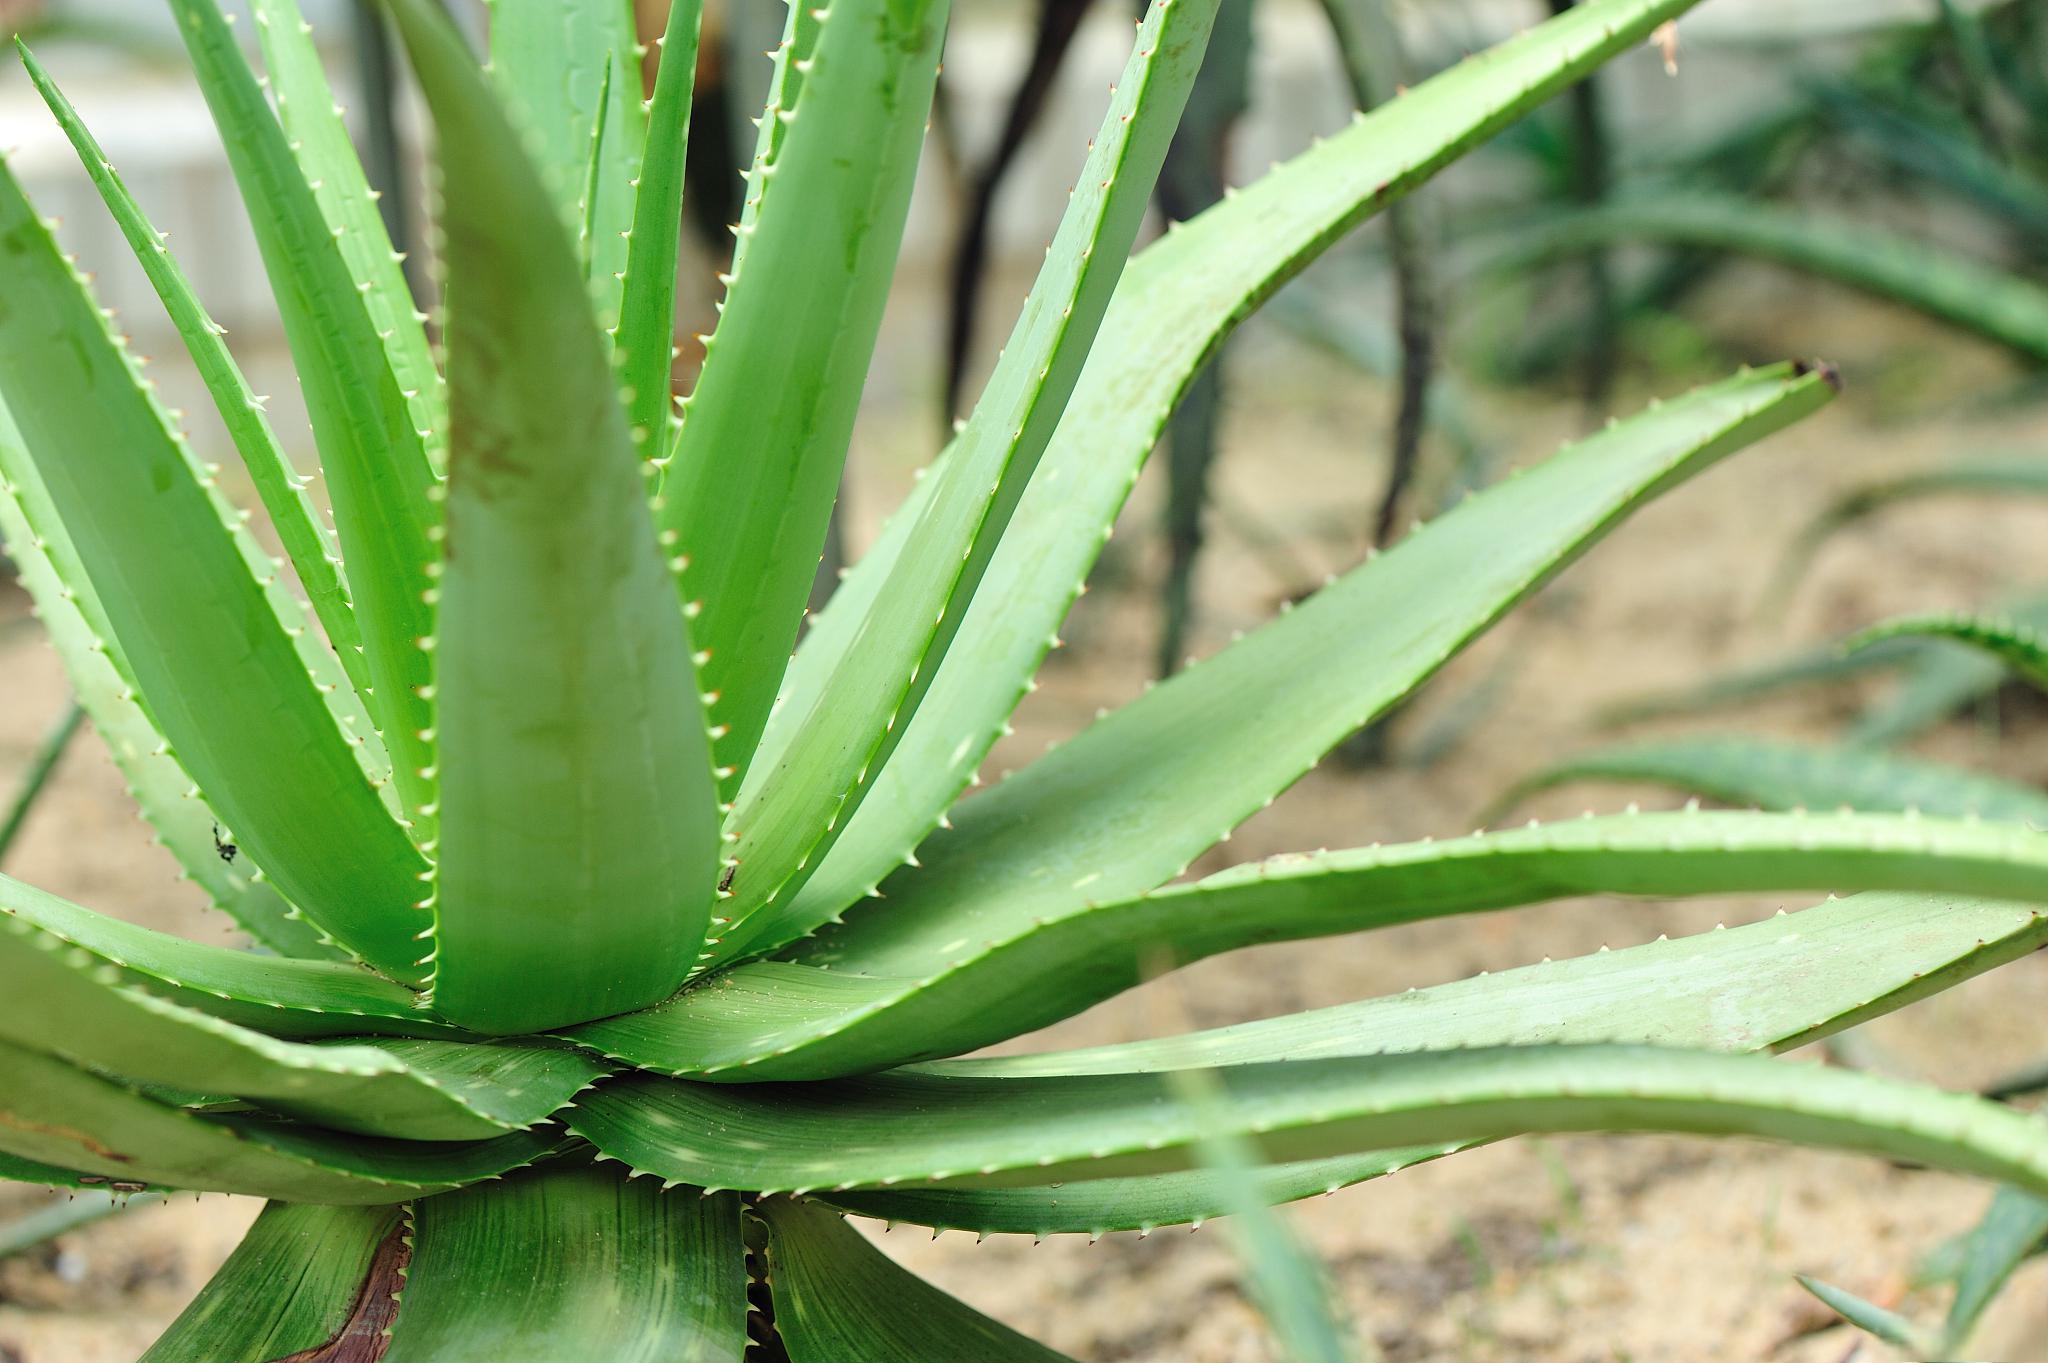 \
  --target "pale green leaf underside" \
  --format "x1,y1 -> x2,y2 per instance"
1795,1275 -> 1934,1354
759,0 -> 1720,956
573,810 -> 2048,1080
382,1168 -> 746,1363
1494,734 -> 2048,824
762,1196 -> 1077,1362
1945,1187 -> 2048,1349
